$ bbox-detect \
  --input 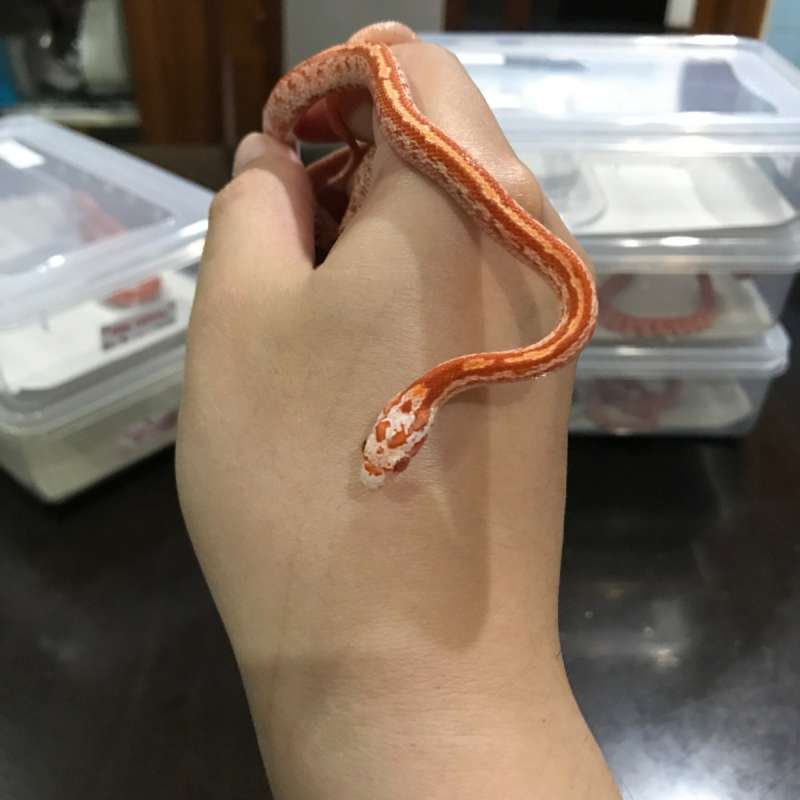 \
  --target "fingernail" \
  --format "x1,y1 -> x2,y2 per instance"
285,133 -> 303,163
232,132 -> 302,176
233,132 -> 269,176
